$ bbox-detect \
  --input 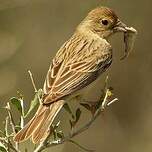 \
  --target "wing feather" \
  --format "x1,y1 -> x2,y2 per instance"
43,34 -> 112,104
